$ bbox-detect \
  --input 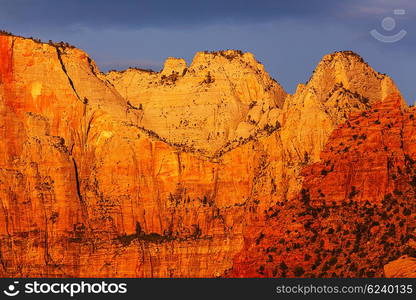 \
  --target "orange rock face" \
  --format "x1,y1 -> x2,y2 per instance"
0,33 -> 413,278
